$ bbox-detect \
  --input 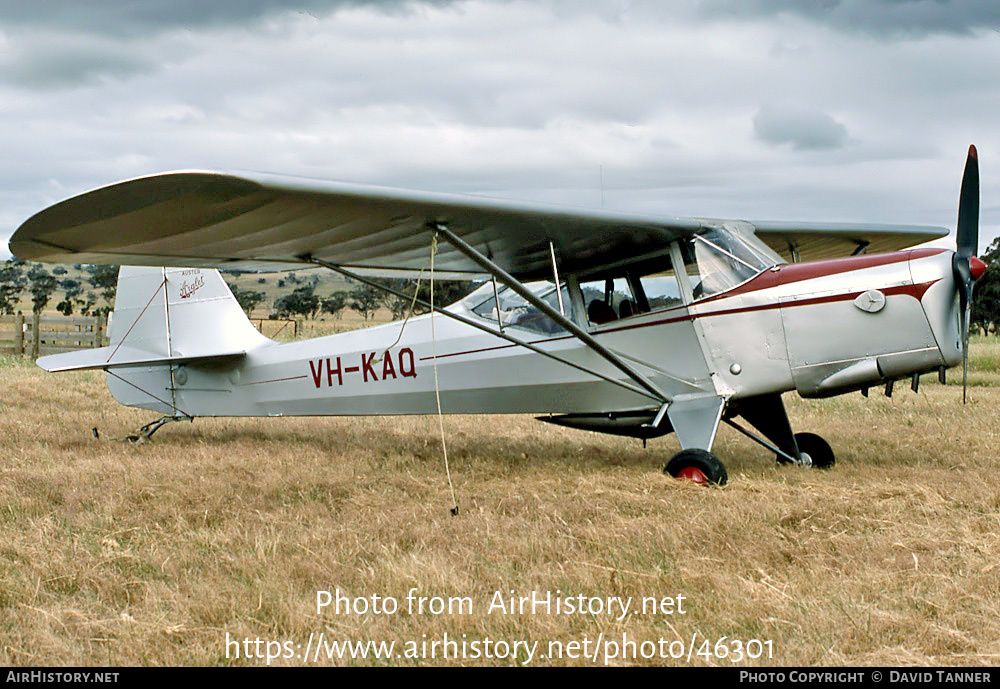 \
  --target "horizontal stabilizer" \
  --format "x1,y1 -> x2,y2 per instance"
36,345 -> 244,372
